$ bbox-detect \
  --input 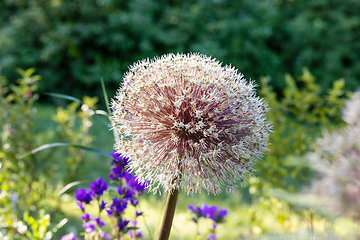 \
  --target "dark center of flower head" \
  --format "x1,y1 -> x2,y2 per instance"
112,53 -> 272,195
